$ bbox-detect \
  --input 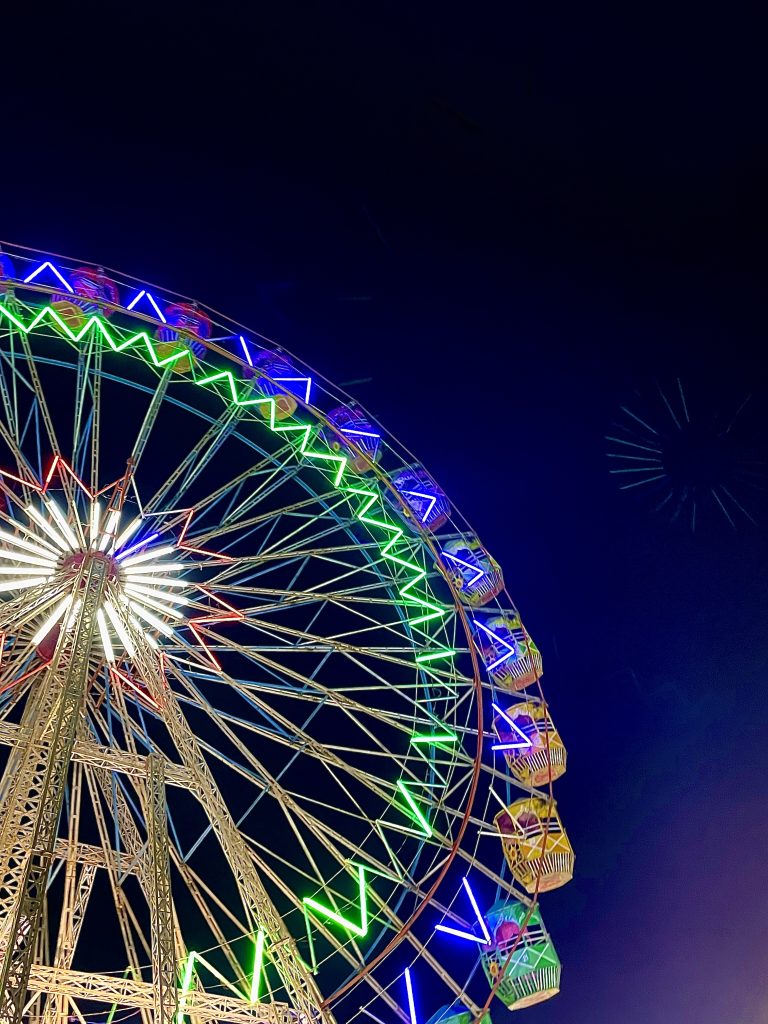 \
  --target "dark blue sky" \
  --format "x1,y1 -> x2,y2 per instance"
4,3 -> 768,1021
